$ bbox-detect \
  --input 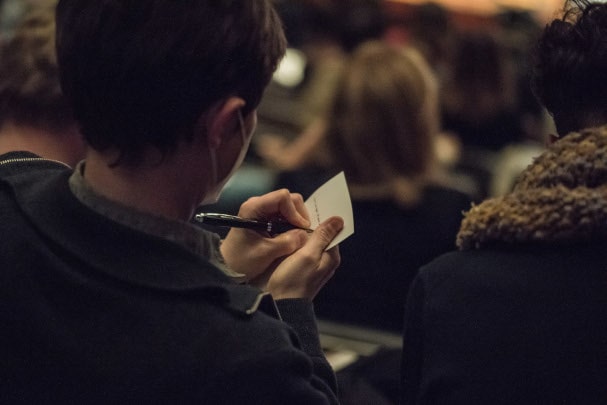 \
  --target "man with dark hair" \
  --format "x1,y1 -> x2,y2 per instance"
532,0 -> 607,136
0,1 -> 343,403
